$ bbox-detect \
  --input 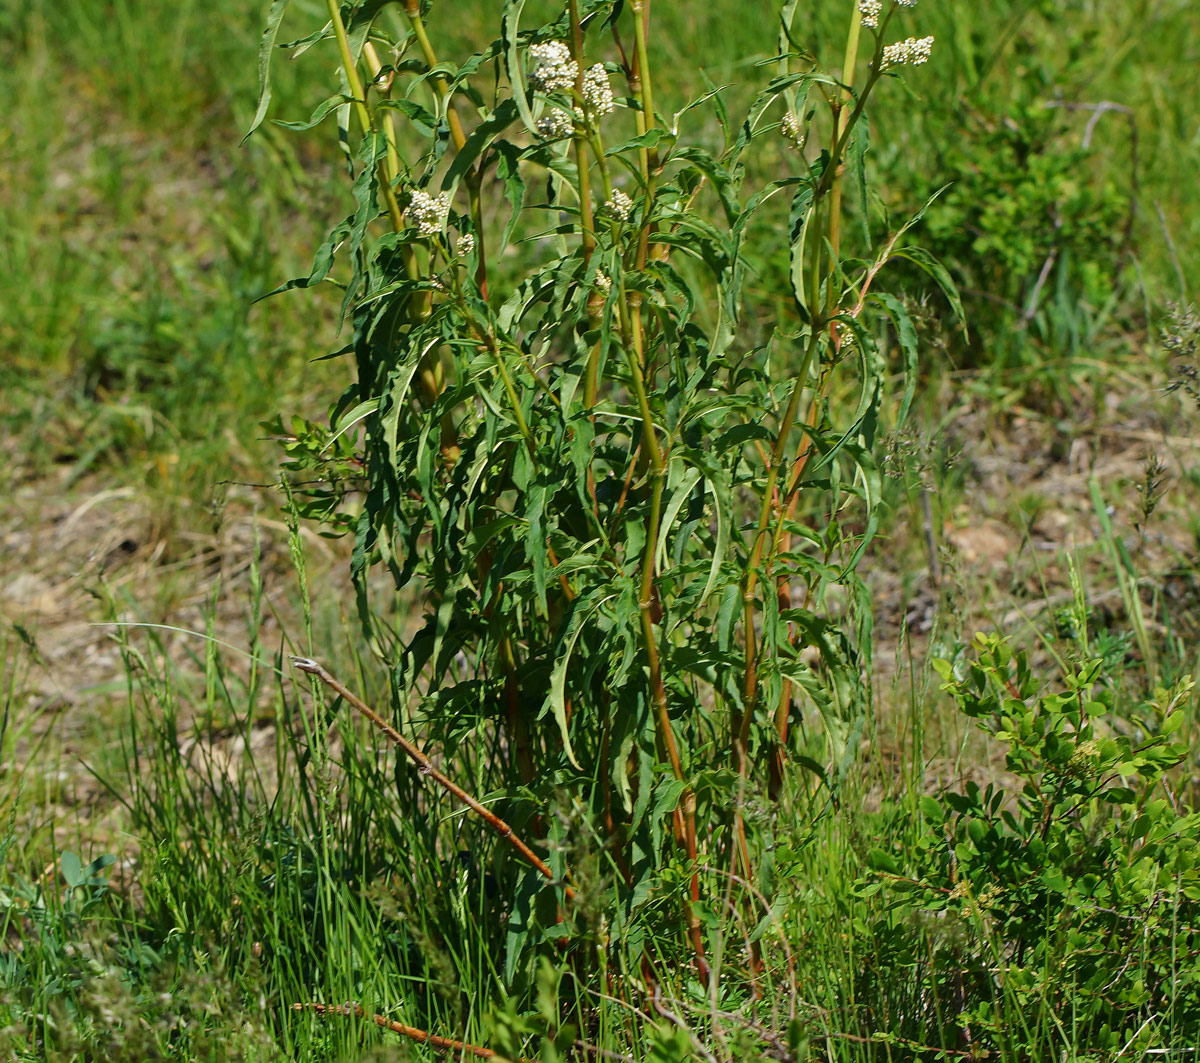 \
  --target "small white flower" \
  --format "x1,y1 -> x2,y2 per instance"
536,108 -> 574,139
896,0 -> 918,6
858,0 -> 882,29
780,110 -> 804,148
605,189 -> 634,221
408,189 -> 451,236
582,63 -> 614,115
457,232 -> 475,256
528,41 -> 578,93
881,34 -> 934,68
595,270 -> 612,294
